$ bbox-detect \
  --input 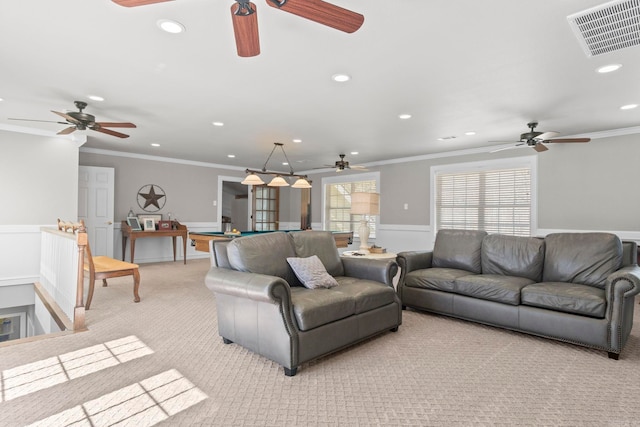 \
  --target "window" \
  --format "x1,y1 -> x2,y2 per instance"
432,158 -> 536,236
322,173 -> 379,236
252,185 -> 279,231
